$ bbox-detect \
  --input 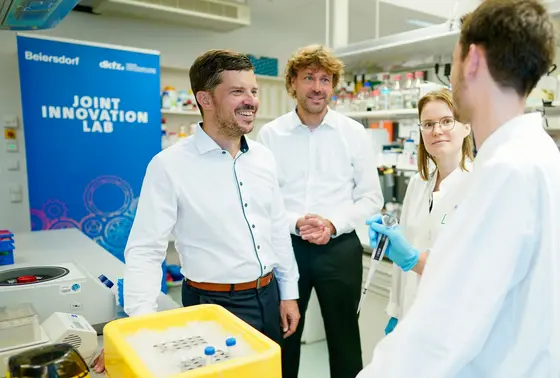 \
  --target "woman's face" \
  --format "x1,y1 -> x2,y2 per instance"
420,100 -> 471,159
